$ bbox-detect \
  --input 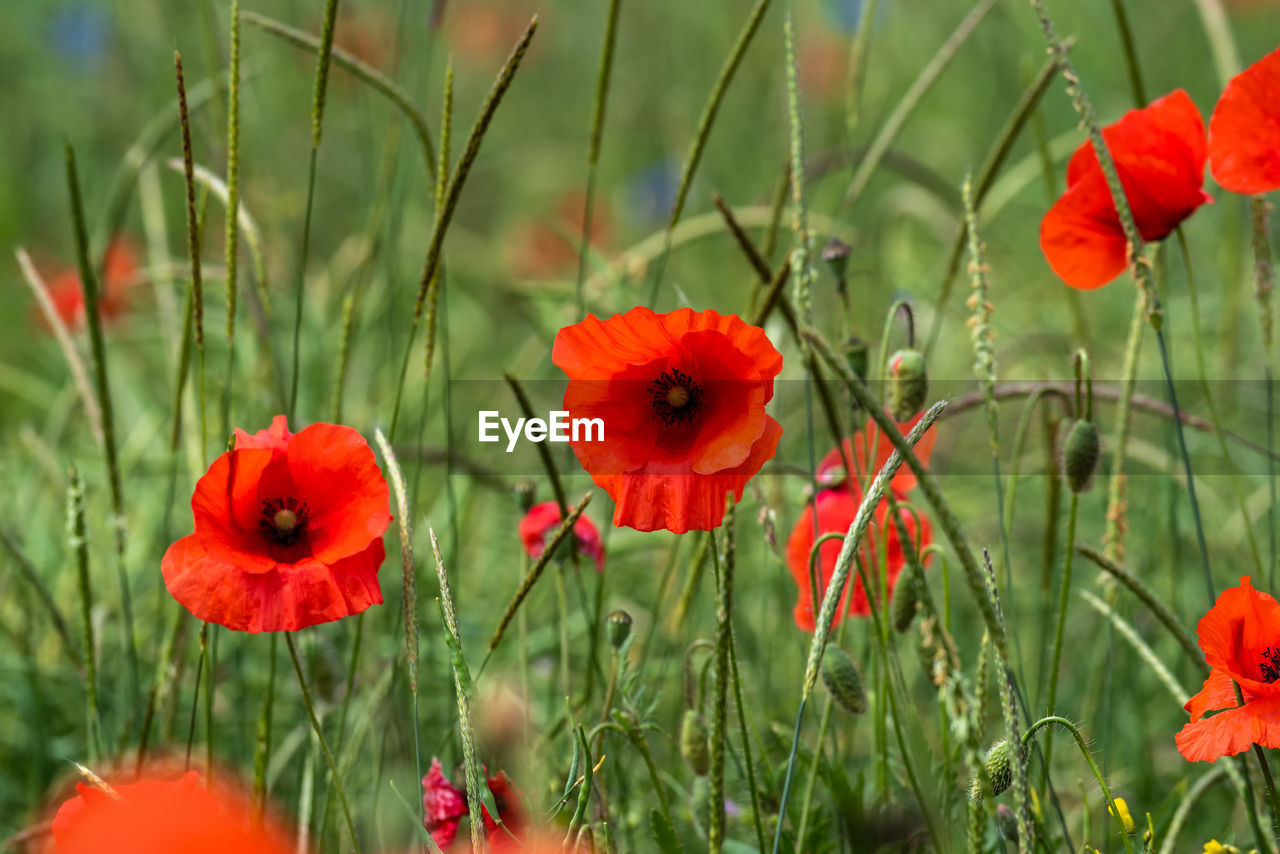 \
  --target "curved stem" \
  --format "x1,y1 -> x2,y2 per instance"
1022,716 -> 1134,854
1043,493 -> 1079,771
